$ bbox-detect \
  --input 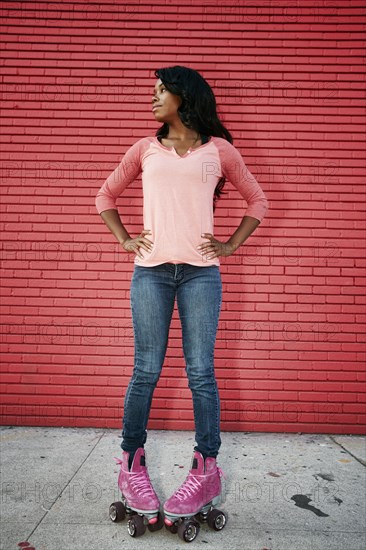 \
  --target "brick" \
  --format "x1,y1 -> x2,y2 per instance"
0,1 -> 365,434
